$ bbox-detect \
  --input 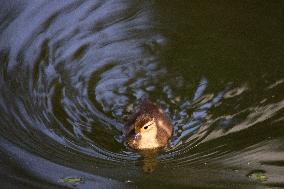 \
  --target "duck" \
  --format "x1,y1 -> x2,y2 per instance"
124,100 -> 173,150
